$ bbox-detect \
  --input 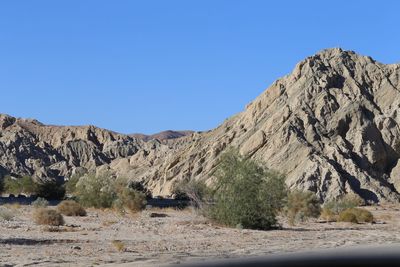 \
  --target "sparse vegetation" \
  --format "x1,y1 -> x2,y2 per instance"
172,179 -> 210,209
321,194 -> 365,222
32,197 -> 49,208
2,176 -> 65,200
116,187 -> 147,213
338,208 -> 374,223
73,173 -> 147,212
208,149 -> 287,230
0,207 -> 15,221
57,200 -> 87,216
284,190 -> 321,225
33,208 -> 64,226
3,175 -> 37,195
65,175 -> 80,194
111,240 -> 126,252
